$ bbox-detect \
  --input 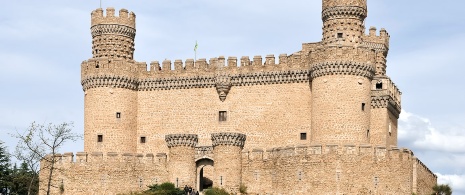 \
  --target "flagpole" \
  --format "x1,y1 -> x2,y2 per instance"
100,0 -> 102,8
194,40 -> 198,67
